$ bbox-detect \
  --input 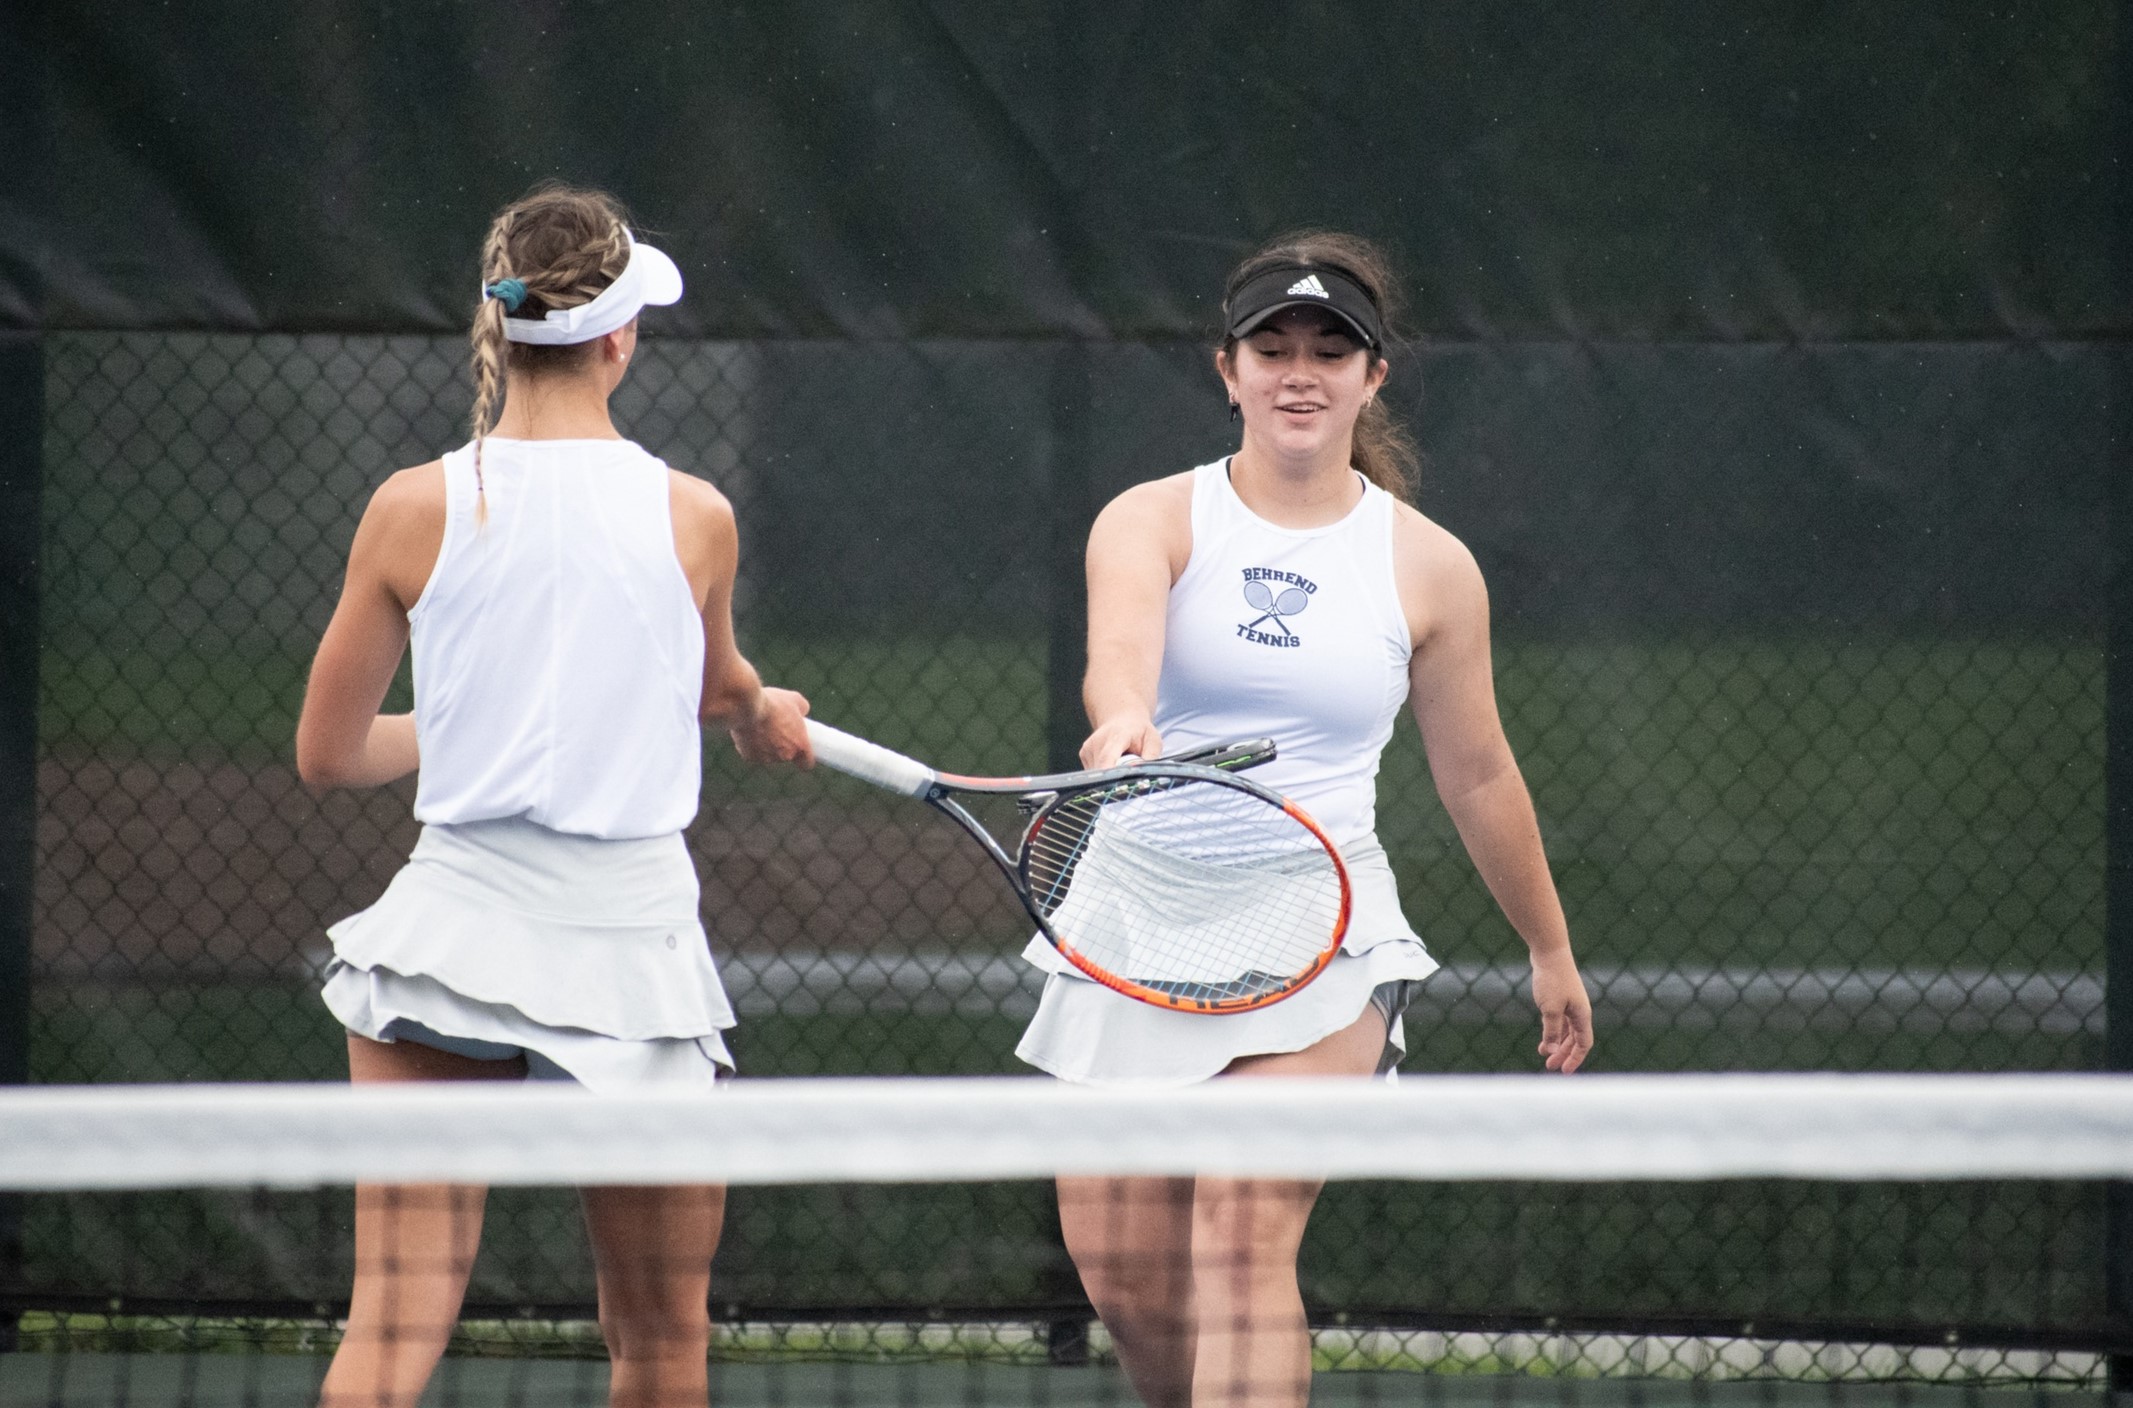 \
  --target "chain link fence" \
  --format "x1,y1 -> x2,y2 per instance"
7,1304 -> 2119,1394
20,328 -> 2111,1353
9,1317 -> 2116,1405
